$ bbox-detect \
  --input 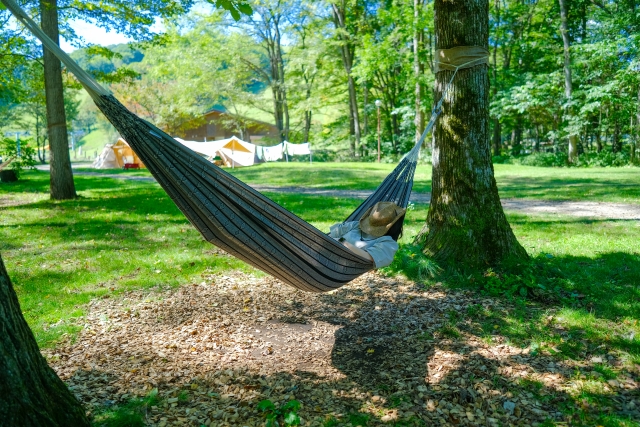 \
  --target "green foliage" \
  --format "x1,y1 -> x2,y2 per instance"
494,150 -> 637,168
257,399 -> 301,427
383,244 -> 441,283
207,0 -> 253,21
518,152 -> 569,167
0,137 -> 37,179
93,388 -> 160,427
